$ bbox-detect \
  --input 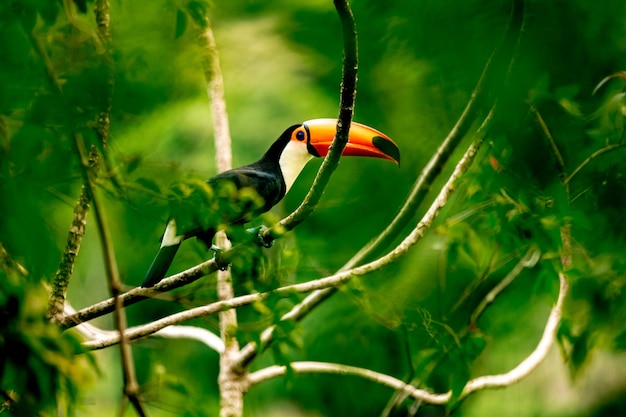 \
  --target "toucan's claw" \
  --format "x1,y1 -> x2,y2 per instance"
246,225 -> 274,248
210,245 -> 229,271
